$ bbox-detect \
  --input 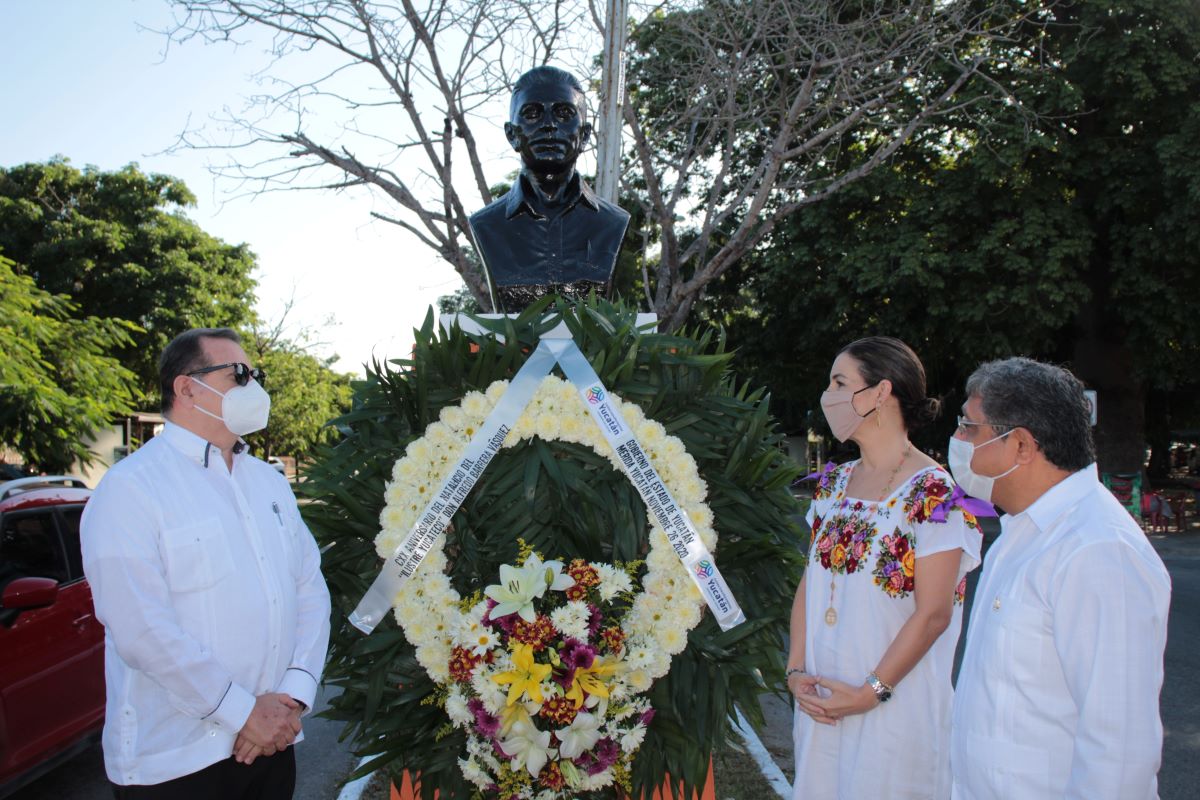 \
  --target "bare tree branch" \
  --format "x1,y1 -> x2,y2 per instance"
162,0 -> 1055,328
621,0 -> 1056,328
162,0 -> 602,311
